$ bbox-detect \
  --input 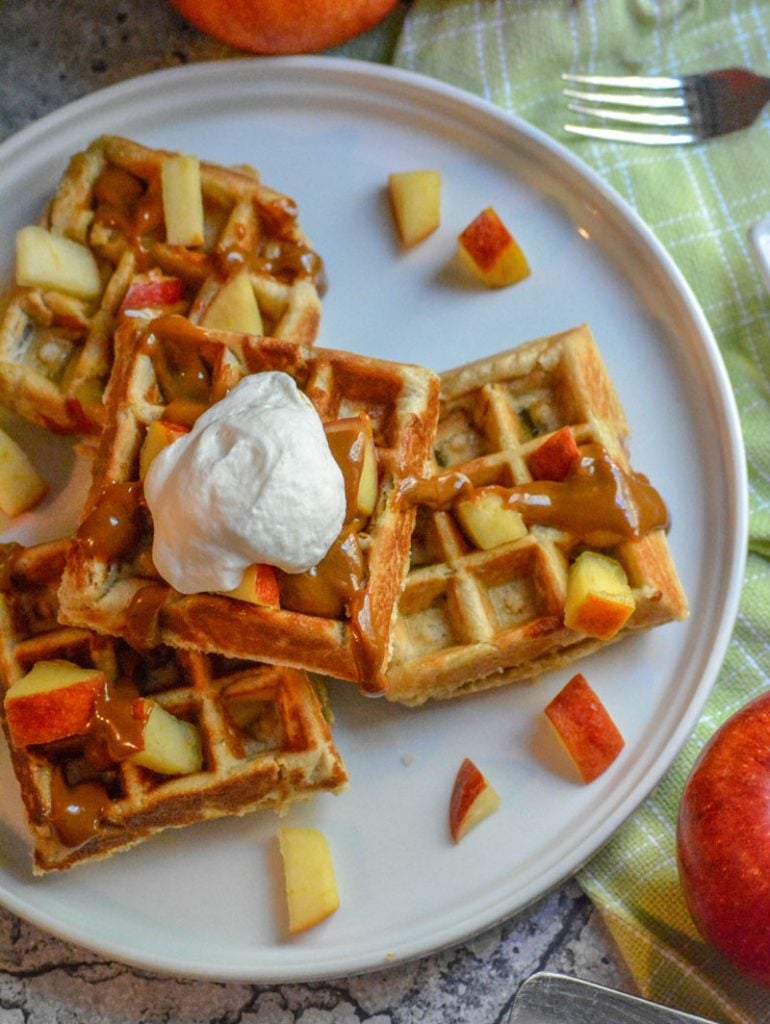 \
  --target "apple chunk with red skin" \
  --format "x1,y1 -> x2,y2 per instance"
677,691 -> 770,988
564,550 -> 635,641
457,206 -> 530,288
544,673 -> 624,783
449,757 -> 501,842
527,427 -> 581,482
120,274 -> 185,315
223,563 -> 280,606
4,660 -> 106,748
